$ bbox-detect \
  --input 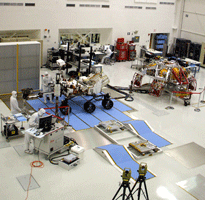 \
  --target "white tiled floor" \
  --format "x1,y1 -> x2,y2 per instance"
0,61 -> 205,200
